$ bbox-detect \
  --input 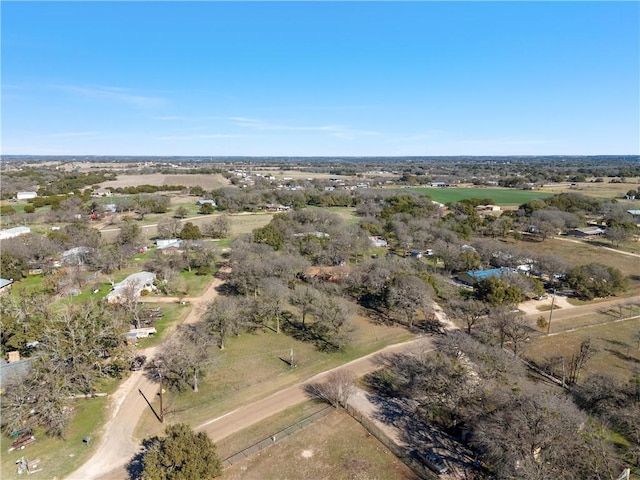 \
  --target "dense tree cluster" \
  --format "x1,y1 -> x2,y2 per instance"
135,423 -> 221,480
1,300 -> 131,436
